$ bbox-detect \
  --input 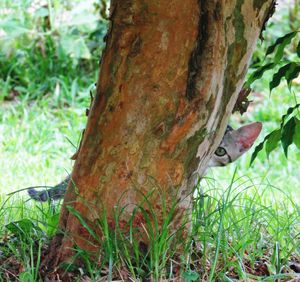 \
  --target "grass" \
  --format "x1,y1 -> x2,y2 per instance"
1,0 -> 300,281
1,173 -> 300,280
0,100 -> 87,194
